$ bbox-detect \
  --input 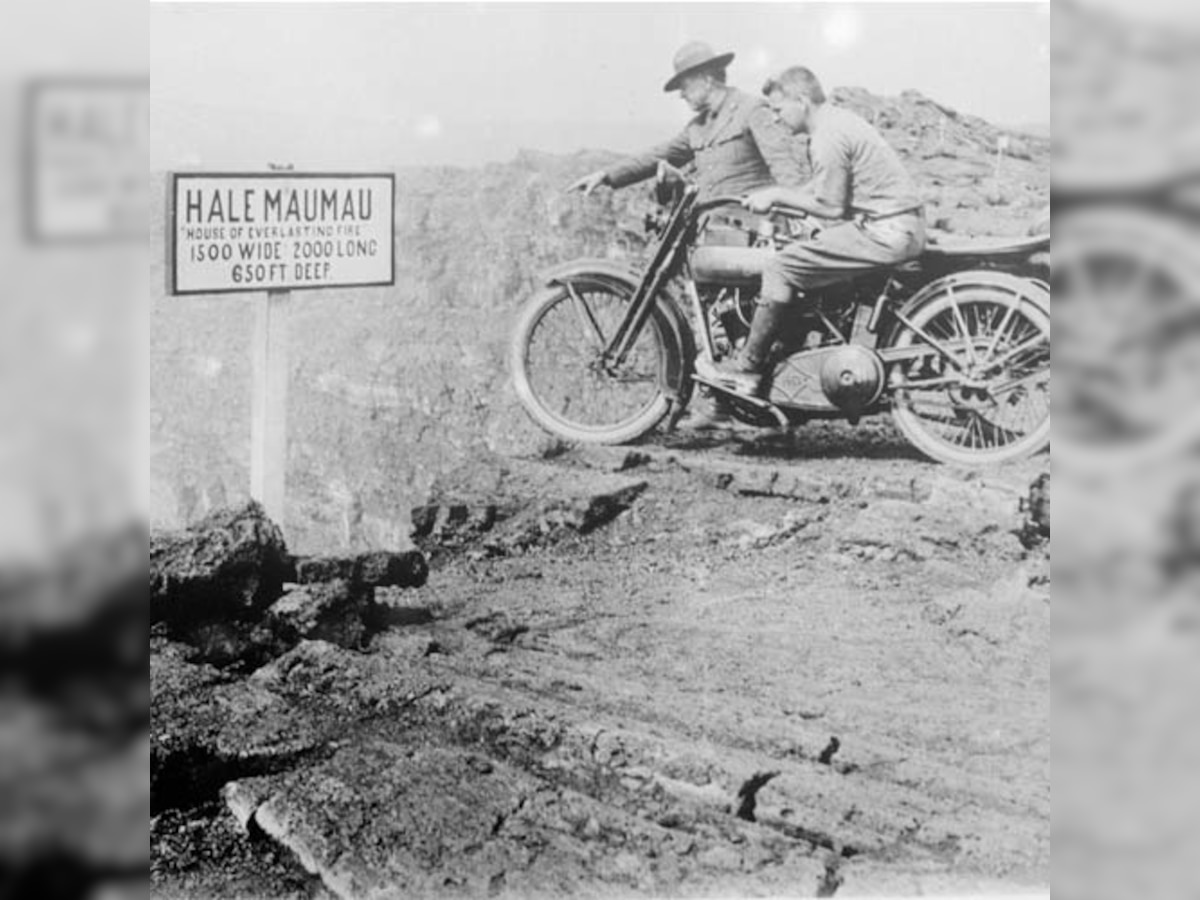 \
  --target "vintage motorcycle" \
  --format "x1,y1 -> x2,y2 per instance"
1051,164 -> 1200,475
510,165 -> 1050,466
